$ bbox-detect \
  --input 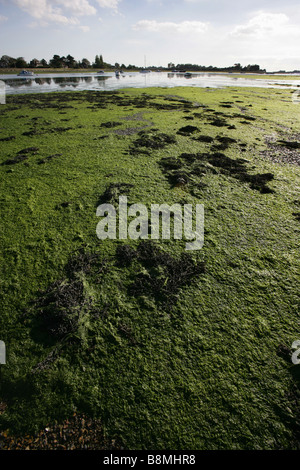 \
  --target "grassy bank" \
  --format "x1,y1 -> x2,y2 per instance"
0,85 -> 299,450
